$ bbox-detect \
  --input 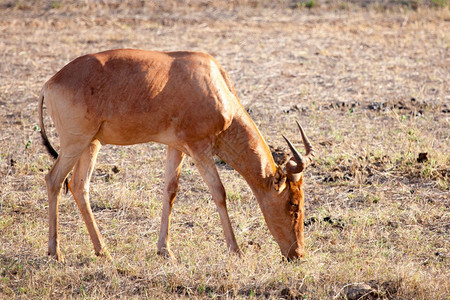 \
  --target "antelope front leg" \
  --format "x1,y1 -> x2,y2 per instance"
157,146 -> 185,260
188,143 -> 241,256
